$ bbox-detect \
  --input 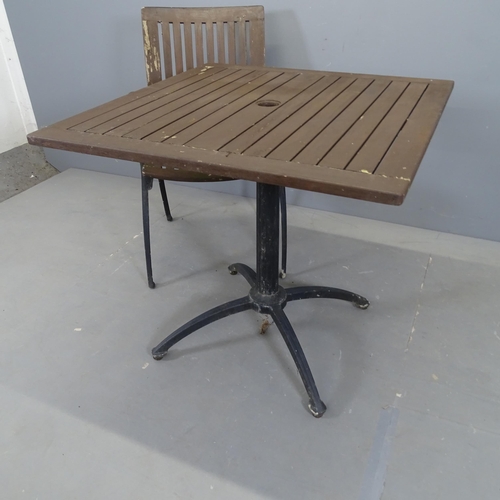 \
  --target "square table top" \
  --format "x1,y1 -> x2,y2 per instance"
28,64 -> 453,205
